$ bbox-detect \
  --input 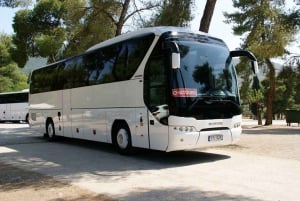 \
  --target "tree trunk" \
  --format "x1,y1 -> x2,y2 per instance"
265,58 -> 275,125
199,0 -> 217,33
115,0 -> 131,36
257,103 -> 262,125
